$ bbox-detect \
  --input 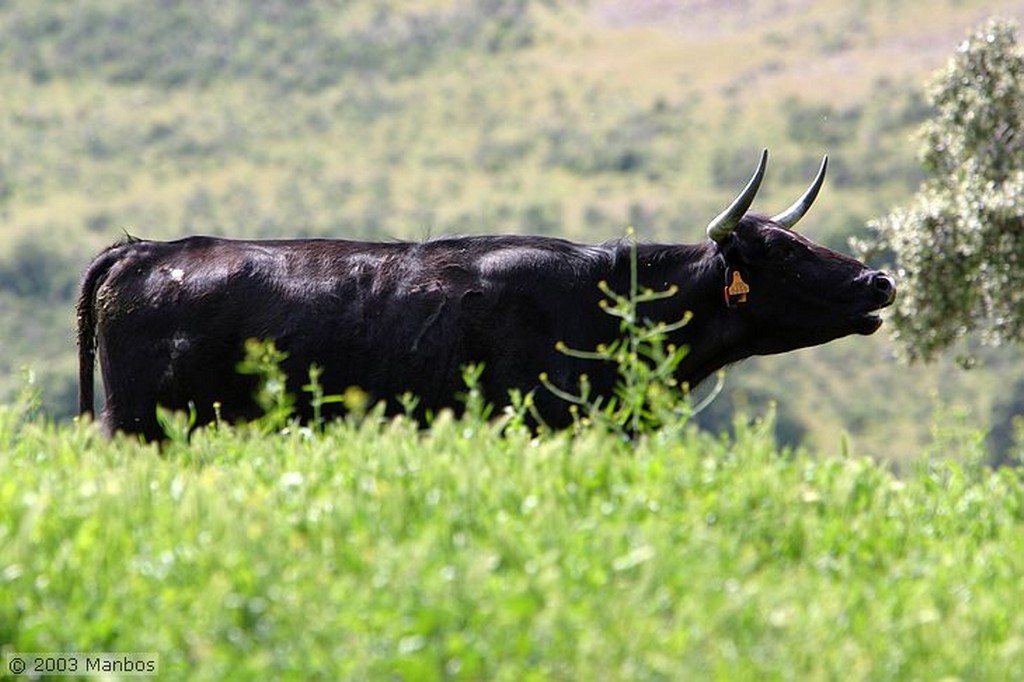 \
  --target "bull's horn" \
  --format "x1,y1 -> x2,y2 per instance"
707,149 -> 768,243
772,155 -> 828,229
